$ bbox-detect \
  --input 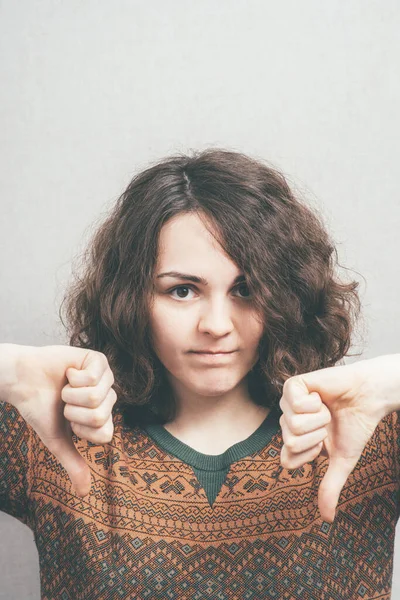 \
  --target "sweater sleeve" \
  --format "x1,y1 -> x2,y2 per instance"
395,411 -> 400,472
0,401 -> 34,528
390,410 -> 400,519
